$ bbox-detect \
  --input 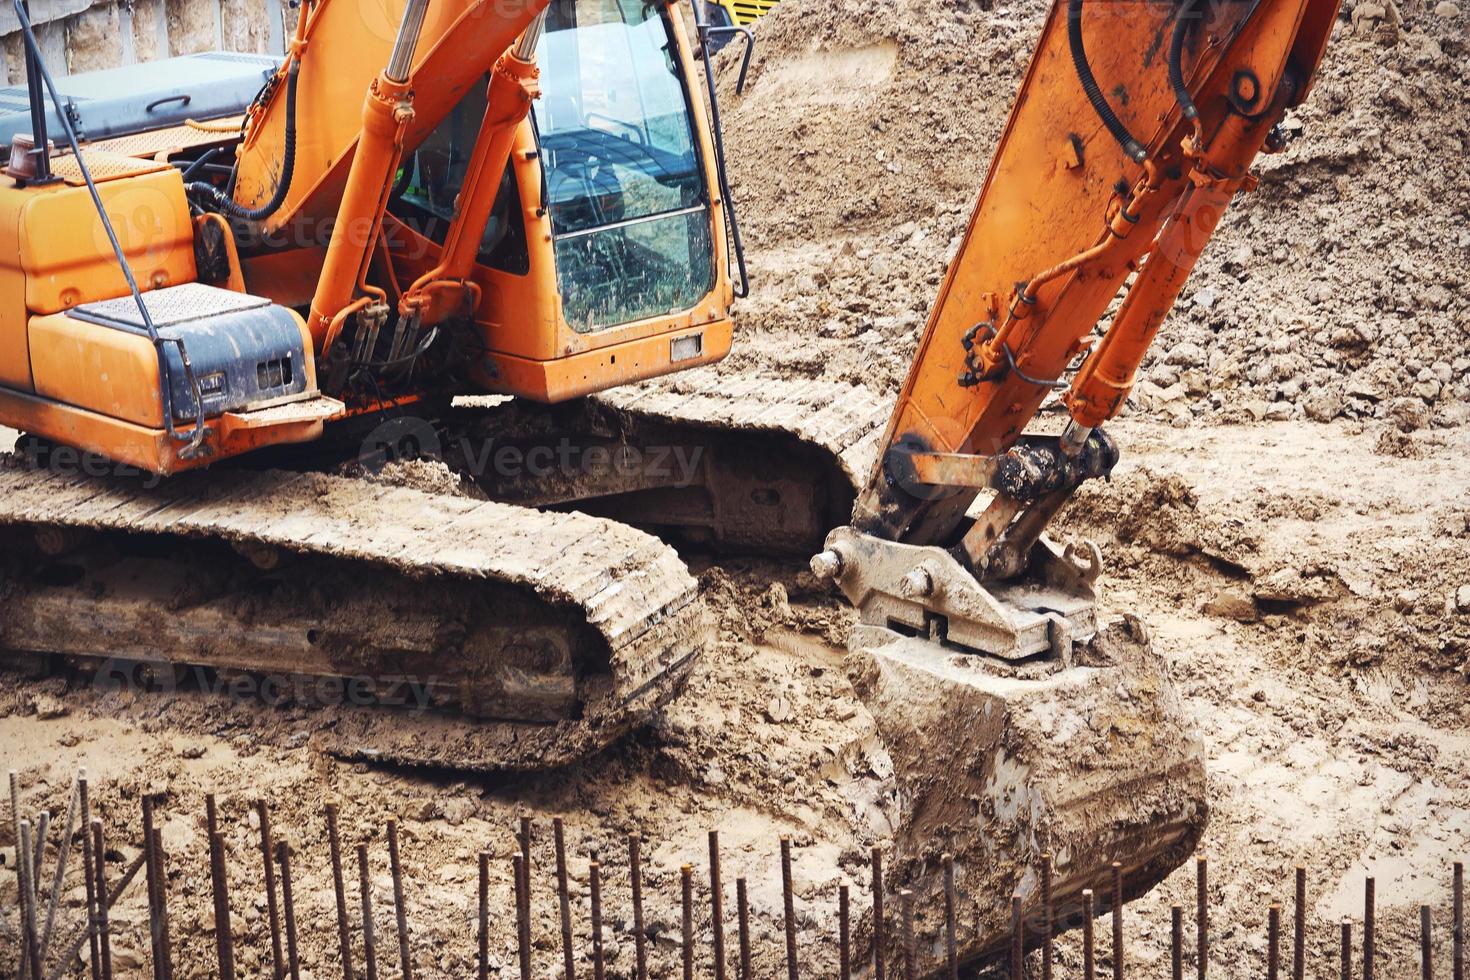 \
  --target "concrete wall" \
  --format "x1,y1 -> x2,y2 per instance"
1,0 -> 293,84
